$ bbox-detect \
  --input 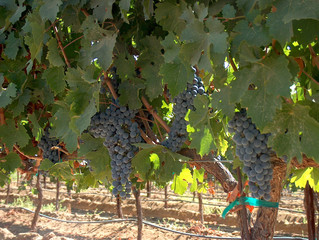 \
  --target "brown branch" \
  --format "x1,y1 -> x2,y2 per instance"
13,145 -> 42,161
229,54 -> 238,72
104,71 -> 118,99
154,118 -> 164,141
138,128 -> 155,145
54,26 -> 71,68
81,8 -> 90,17
0,108 -> 5,125
302,69 -> 319,86
138,110 -> 159,143
62,35 -> 84,50
178,149 -> 237,193
141,96 -> 170,133
308,44 -> 319,70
